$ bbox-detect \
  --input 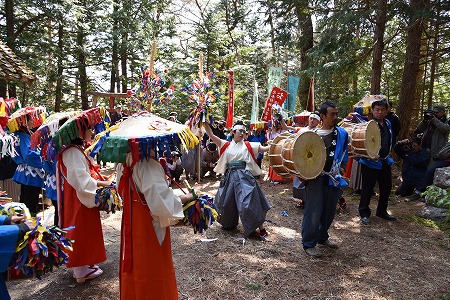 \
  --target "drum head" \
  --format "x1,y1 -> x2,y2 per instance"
364,120 -> 381,158
291,131 -> 326,180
